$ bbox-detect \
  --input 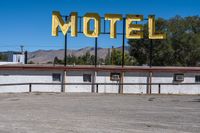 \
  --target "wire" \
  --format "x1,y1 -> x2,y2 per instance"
0,44 -> 64,48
